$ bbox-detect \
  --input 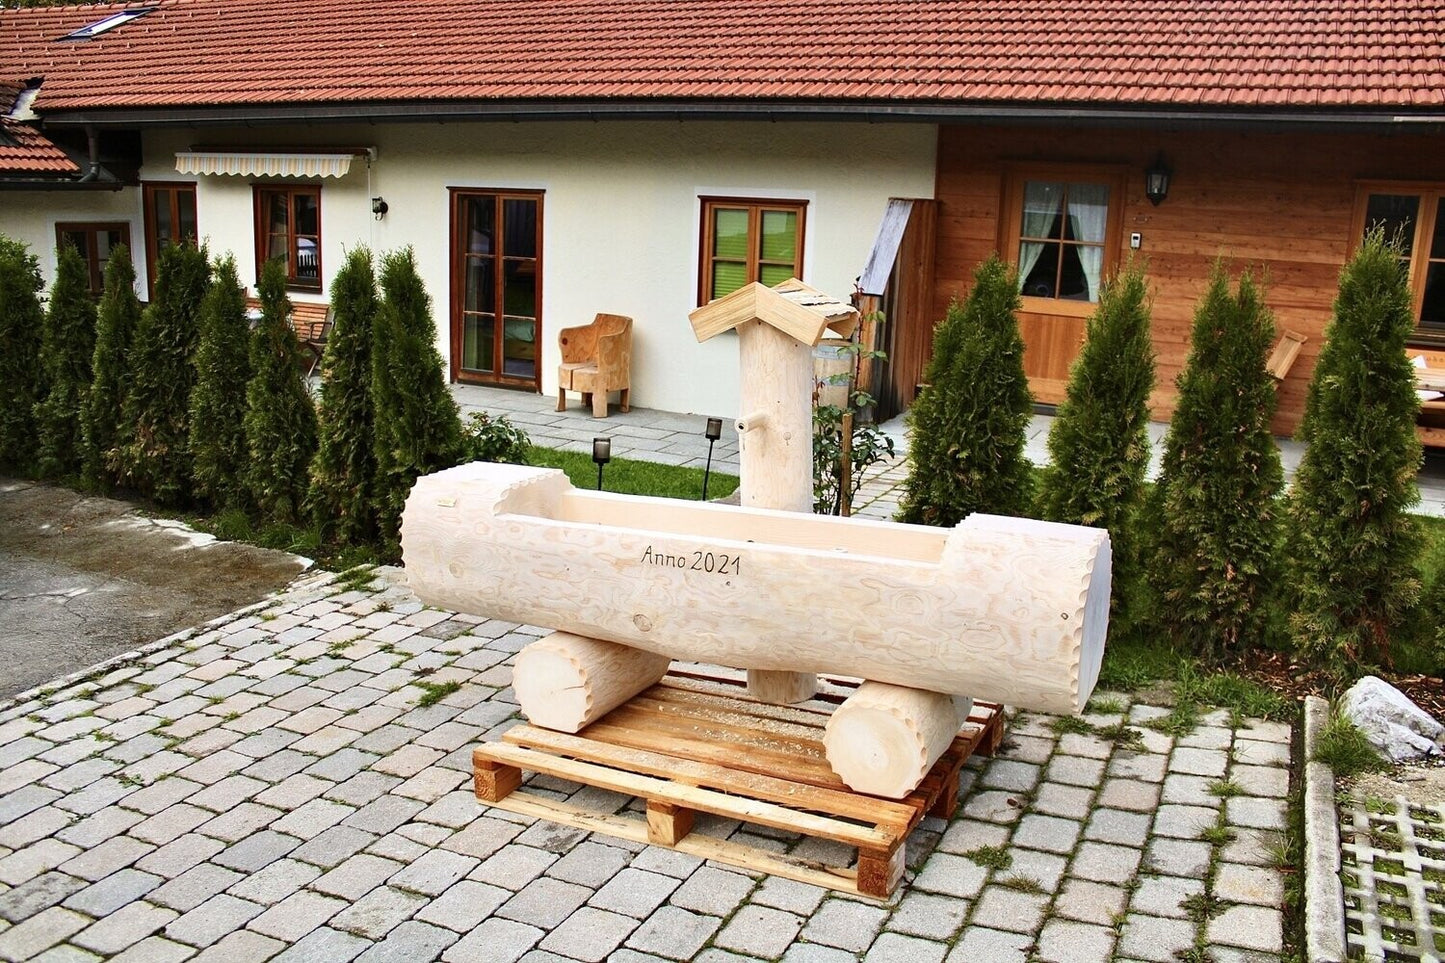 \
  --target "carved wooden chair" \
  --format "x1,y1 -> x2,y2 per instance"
557,313 -> 632,417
